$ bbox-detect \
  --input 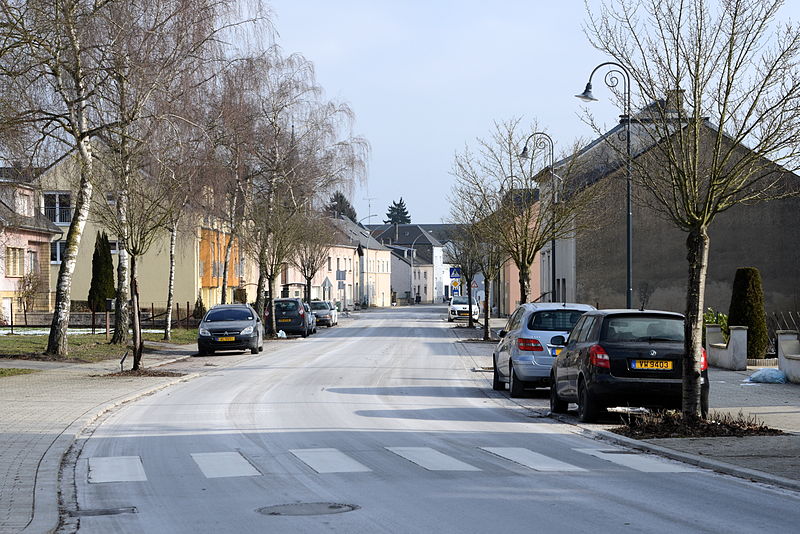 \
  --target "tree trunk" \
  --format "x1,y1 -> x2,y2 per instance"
46,145 -> 94,357
111,196 -> 130,345
466,275 -> 474,329
220,232 -> 233,304
130,254 -> 144,370
483,277 -> 492,341
305,277 -> 312,304
254,245 -> 267,319
682,226 -> 710,422
267,275 -> 278,337
163,221 -> 177,341
518,265 -> 530,305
